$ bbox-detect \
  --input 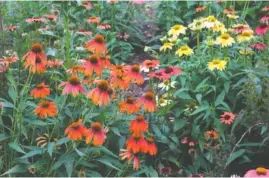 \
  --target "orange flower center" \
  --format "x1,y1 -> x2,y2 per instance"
94,35 -> 105,44
31,43 -> 43,53
136,115 -> 144,121
131,65 -> 140,73
35,57 -> 42,64
68,76 -> 80,86
126,97 -> 135,104
36,84 -> 46,89
144,92 -> 154,101
97,80 -> 109,91
88,55 -> 98,64
116,65 -> 123,70
41,101 -> 50,108
242,31 -> 252,37
221,34 -> 230,40
146,137 -> 154,143
256,167 -> 267,175
71,122 -> 81,130
91,122 -> 102,132
164,67 -> 173,74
